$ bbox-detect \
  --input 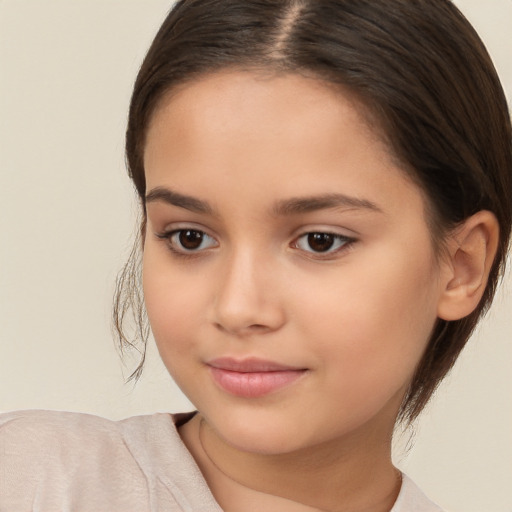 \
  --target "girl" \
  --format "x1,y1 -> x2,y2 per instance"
1,1 -> 510,511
